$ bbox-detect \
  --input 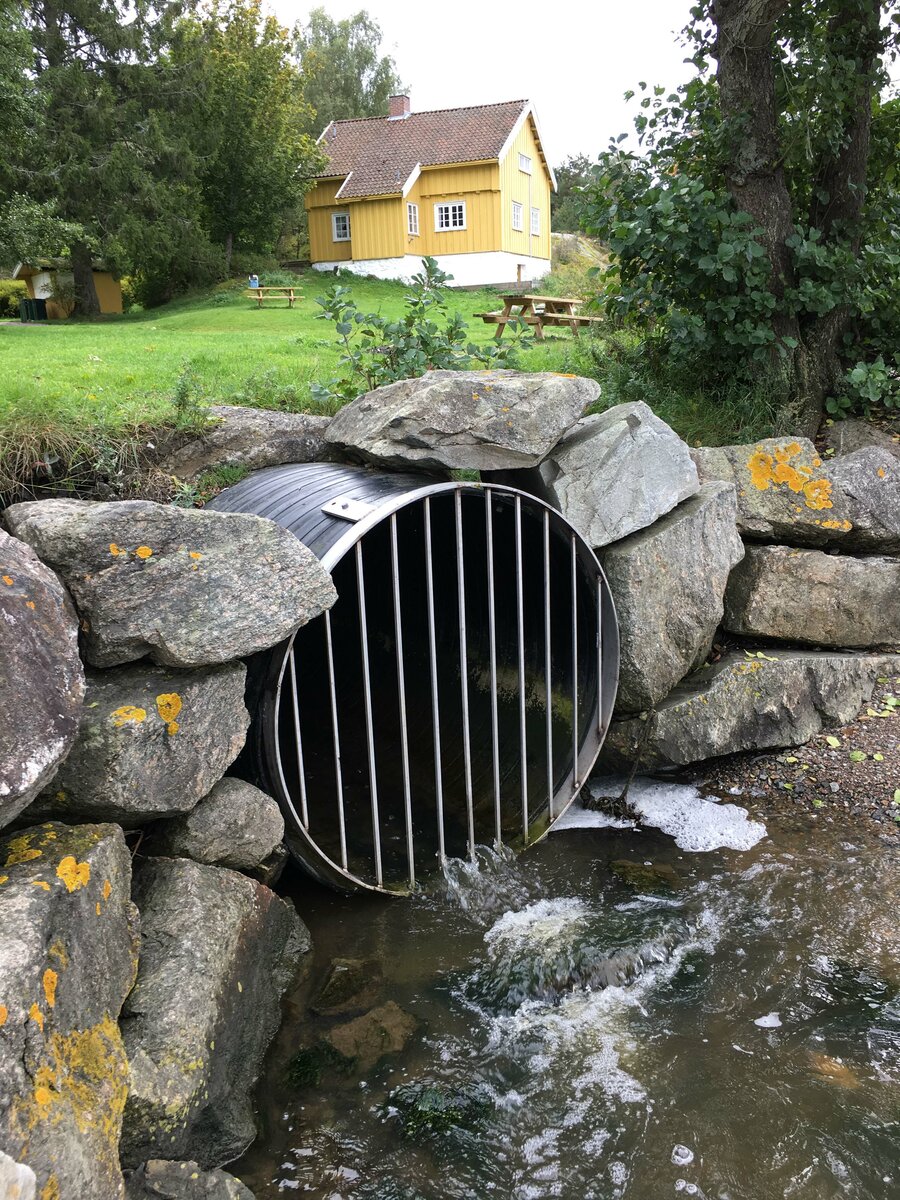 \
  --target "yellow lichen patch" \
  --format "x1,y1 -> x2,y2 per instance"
0,875 -> 7,885
0,1004 -> 7,1027
29,1002 -> 44,1032
802,478 -> 833,510
31,880 -> 50,892
747,450 -> 774,490
25,600 -> 35,610
43,969 -> 58,1008
96,902 -> 102,916
49,941 -> 69,968
819,518 -> 852,531
5,835 -> 41,866
189,551 -> 203,560
41,1176 -> 61,1200
109,543 -> 122,556
167,721 -> 180,736
156,693 -> 182,724
56,856 -> 91,893
1,575 -> 13,585
878,467 -> 886,478
110,705 -> 147,728
135,545 -> 153,559
102,879 -> 111,900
